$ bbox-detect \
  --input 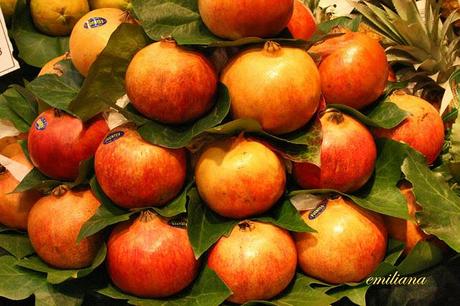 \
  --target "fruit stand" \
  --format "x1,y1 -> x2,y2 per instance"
0,0 -> 460,305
